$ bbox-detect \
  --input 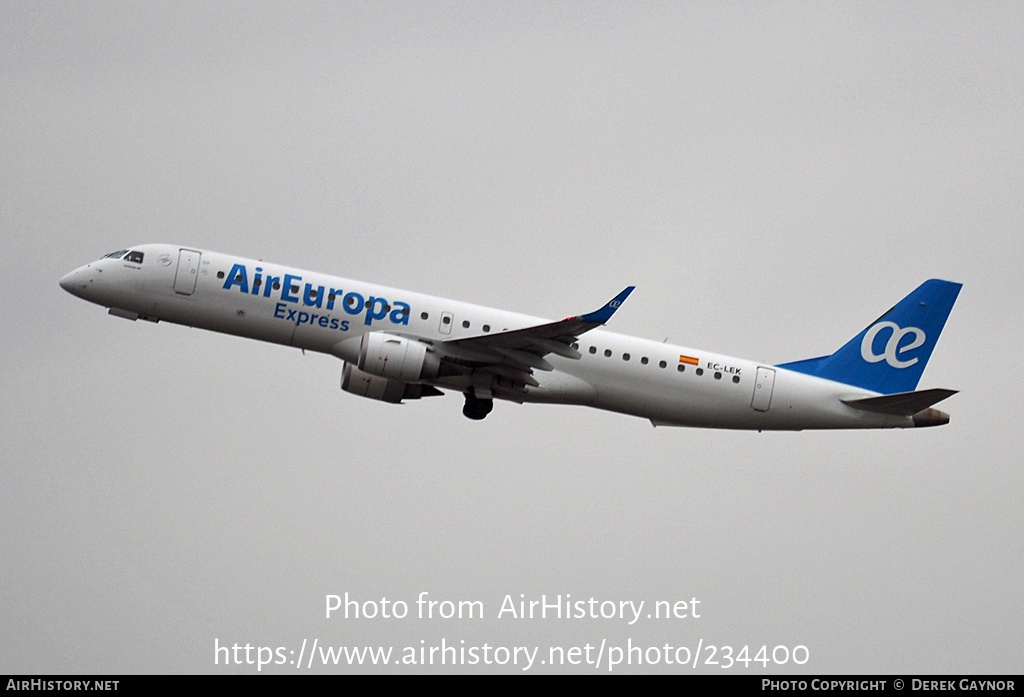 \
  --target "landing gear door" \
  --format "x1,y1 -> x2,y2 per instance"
751,366 -> 776,412
173,249 -> 201,295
